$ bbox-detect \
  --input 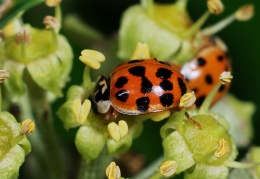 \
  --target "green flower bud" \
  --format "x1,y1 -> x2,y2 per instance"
1,23 -> 73,99
0,112 -> 31,178
211,93 -> 255,147
75,123 -> 107,161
